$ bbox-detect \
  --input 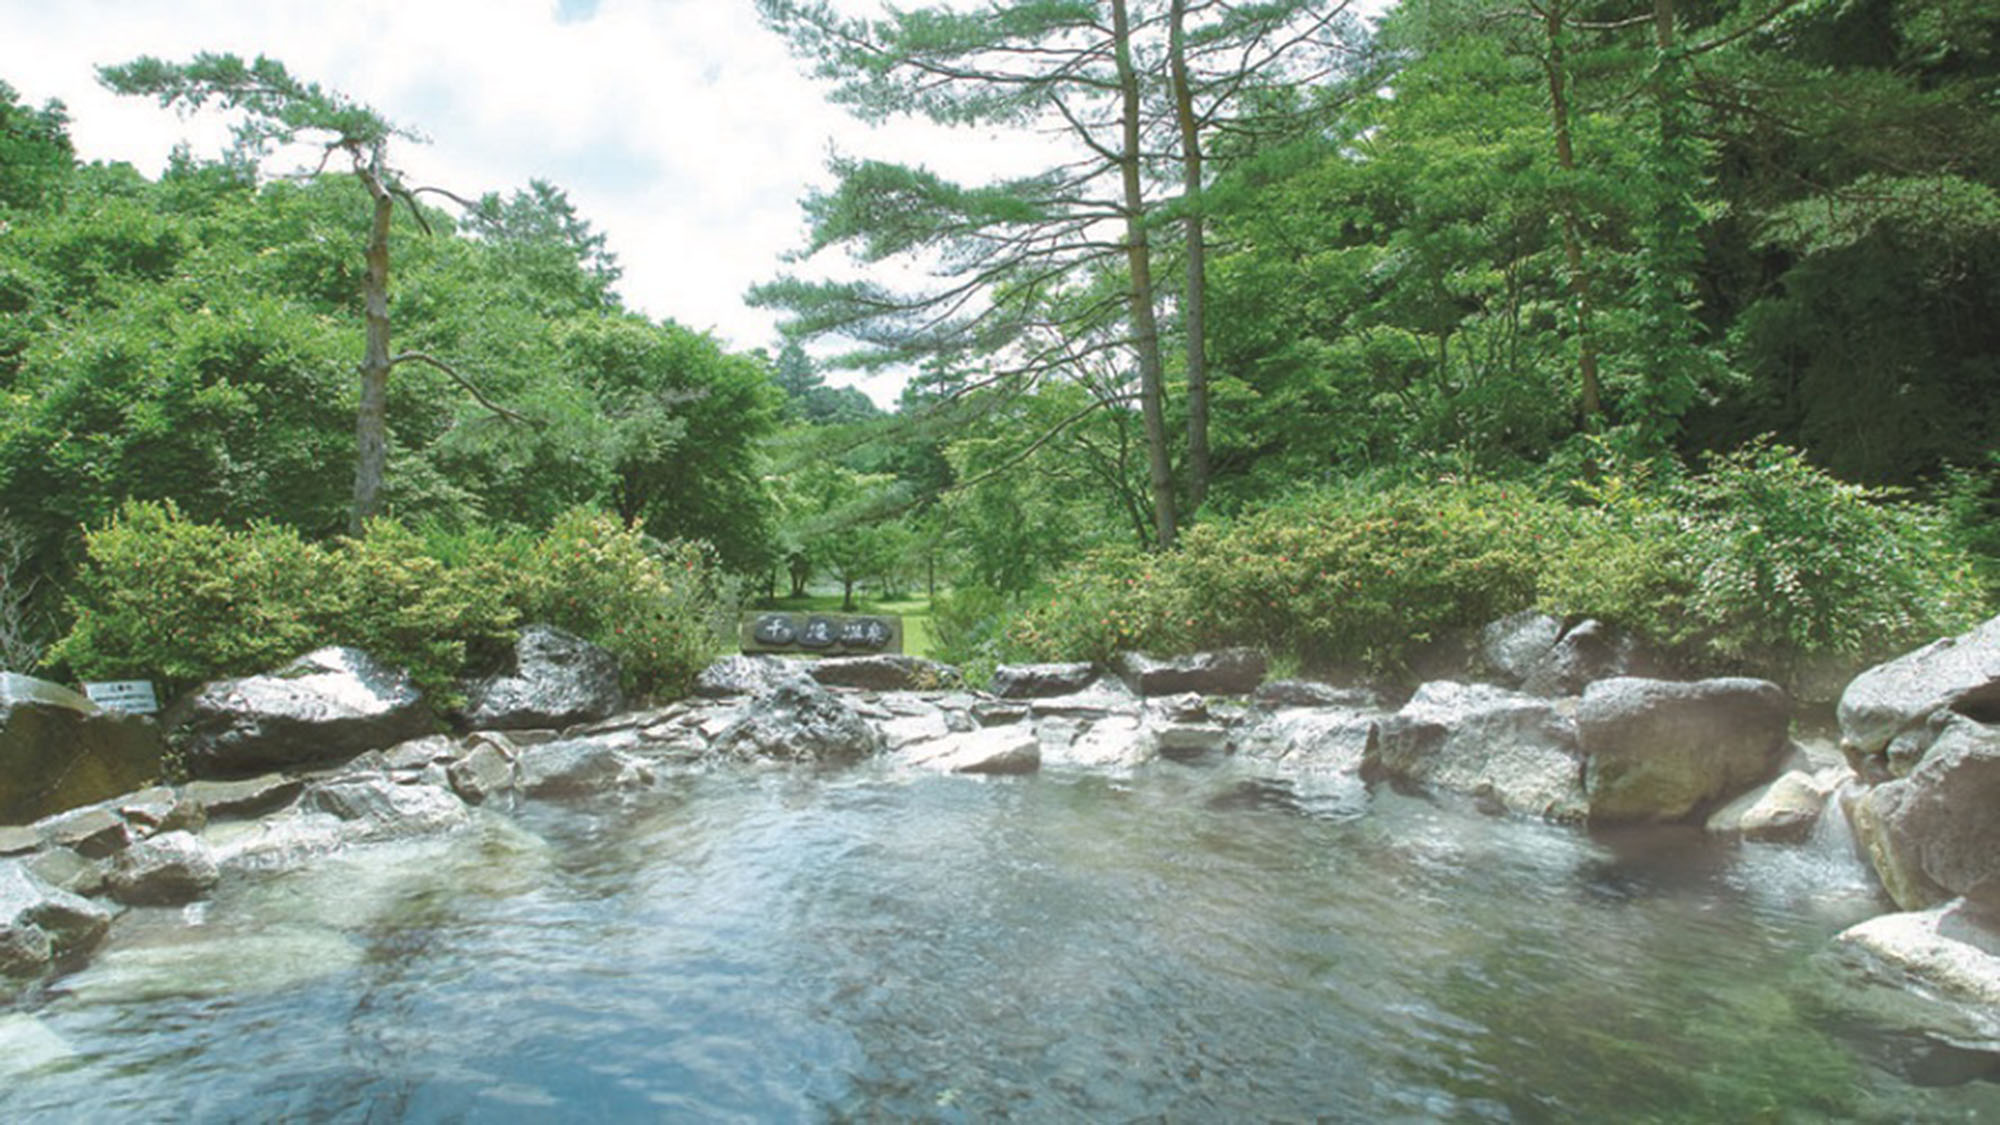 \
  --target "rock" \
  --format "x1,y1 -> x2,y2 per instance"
1704,768 -> 1840,843
106,830 -> 220,906
170,647 -> 435,777
1479,611 -> 1565,687
0,859 -> 111,975
881,711 -> 953,751
1148,693 -> 1210,723
1839,614 -> 2000,774
1232,707 -> 1378,772
1,672 -> 166,826
973,700 -> 1031,727
1520,620 -> 1662,699
0,1013 -> 77,1077
515,735 -> 637,797
447,739 -> 518,805
808,654 -> 962,692
381,734 -> 460,772
182,774 -> 304,820
1576,677 -> 1790,824
1046,716 -> 1157,770
711,681 -> 885,764
1155,723 -> 1230,762
693,654 -> 816,698
301,776 -> 470,842
1027,678 -> 1142,721
1852,714 -> 2000,911
1116,649 -> 1266,697
1249,680 -> 1382,710
1821,899 -> 2000,1086
0,825 -> 38,856
20,847 -> 104,896
32,804 -> 131,859
117,787 -> 205,836
1366,682 -> 1586,821
903,727 -> 1041,775
458,625 -> 624,730
990,662 -> 1099,699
